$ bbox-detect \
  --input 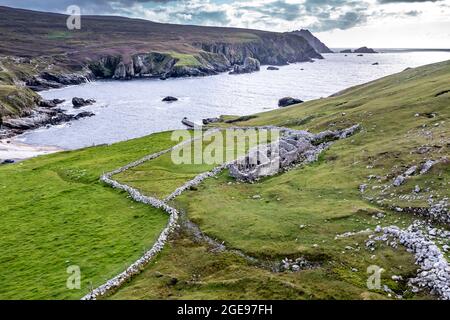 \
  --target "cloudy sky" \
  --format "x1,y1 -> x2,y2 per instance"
1,0 -> 449,48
